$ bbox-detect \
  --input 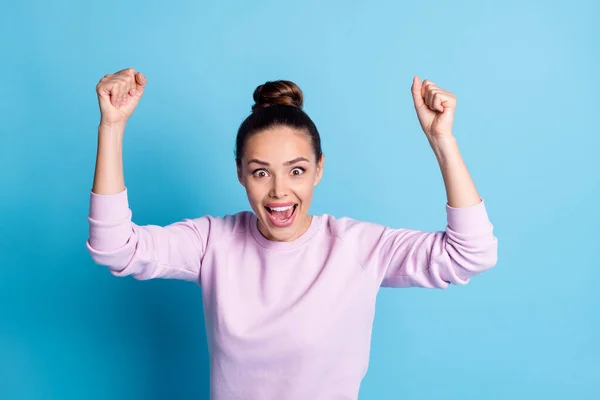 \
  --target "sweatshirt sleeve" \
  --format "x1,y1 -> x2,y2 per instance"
85,188 -> 208,282
358,198 -> 498,289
